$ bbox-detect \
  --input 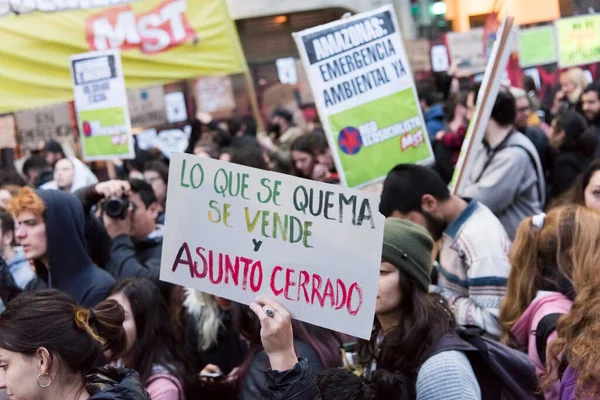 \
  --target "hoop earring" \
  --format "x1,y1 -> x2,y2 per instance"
37,373 -> 52,388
